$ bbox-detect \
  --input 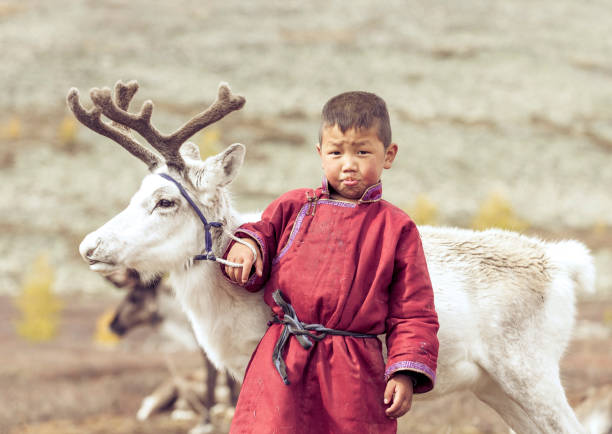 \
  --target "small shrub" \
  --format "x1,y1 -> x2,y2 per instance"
58,116 -> 78,149
472,192 -> 528,232
93,308 -> 121,346
14,254 -> 62,342
604,309 -> 612,330
406,194 -> 439,226
592,219 -> 608,237
198,128 -> 221,159
1,116 -> 22,140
